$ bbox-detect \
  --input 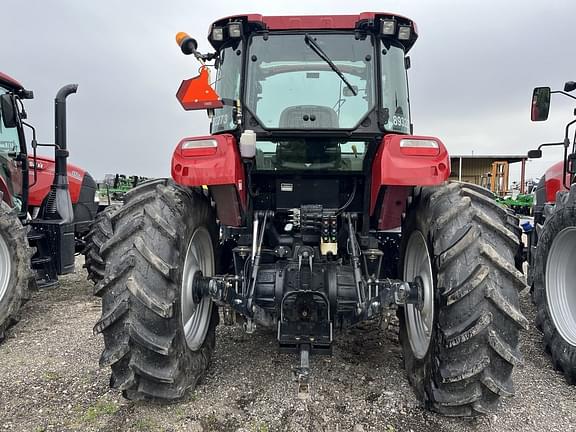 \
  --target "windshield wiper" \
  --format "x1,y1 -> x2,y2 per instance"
304,34 -> 358,96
